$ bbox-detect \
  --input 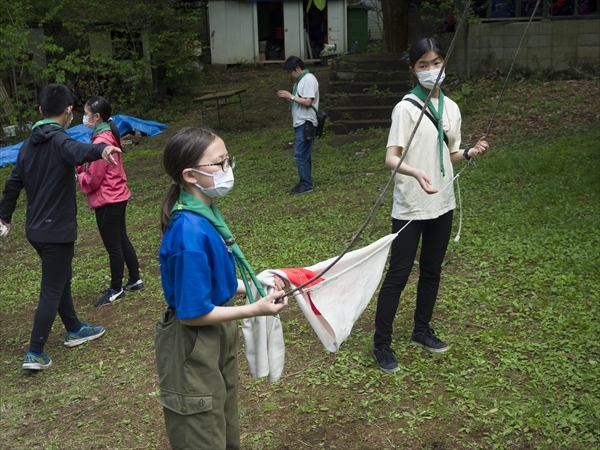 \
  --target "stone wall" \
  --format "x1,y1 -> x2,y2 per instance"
443,18 -> 599,74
